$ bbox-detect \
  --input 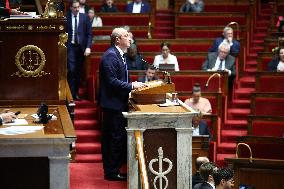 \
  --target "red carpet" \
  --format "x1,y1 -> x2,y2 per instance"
70,163 -> 127,189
